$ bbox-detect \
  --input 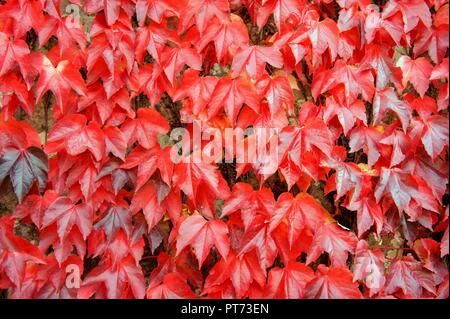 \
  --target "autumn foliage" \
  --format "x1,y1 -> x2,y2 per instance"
0,0 -> 449,299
